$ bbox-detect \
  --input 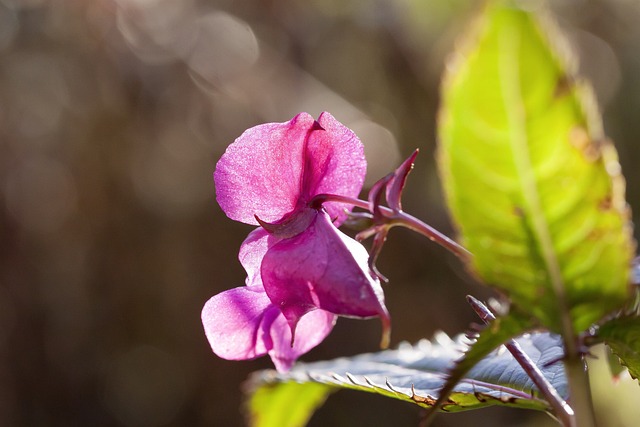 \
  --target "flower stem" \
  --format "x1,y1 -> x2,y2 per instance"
312,193 -> 472,261
393,211 -> 471,261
